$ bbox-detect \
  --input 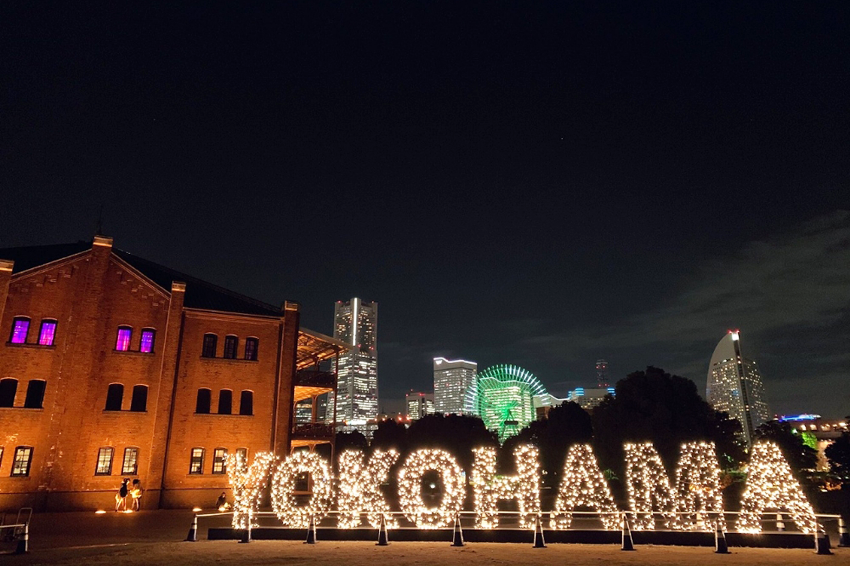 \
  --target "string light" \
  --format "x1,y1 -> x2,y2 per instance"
397,448 -> 465,529
672,441 -> 724,530
270,451 -> 334,528
227,451 -> 275,530
624,442 -> 675,530
471,444 -> 540,529
551,444 -> 619,530
736,441 -> 817,534
337,448 -> 399,529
